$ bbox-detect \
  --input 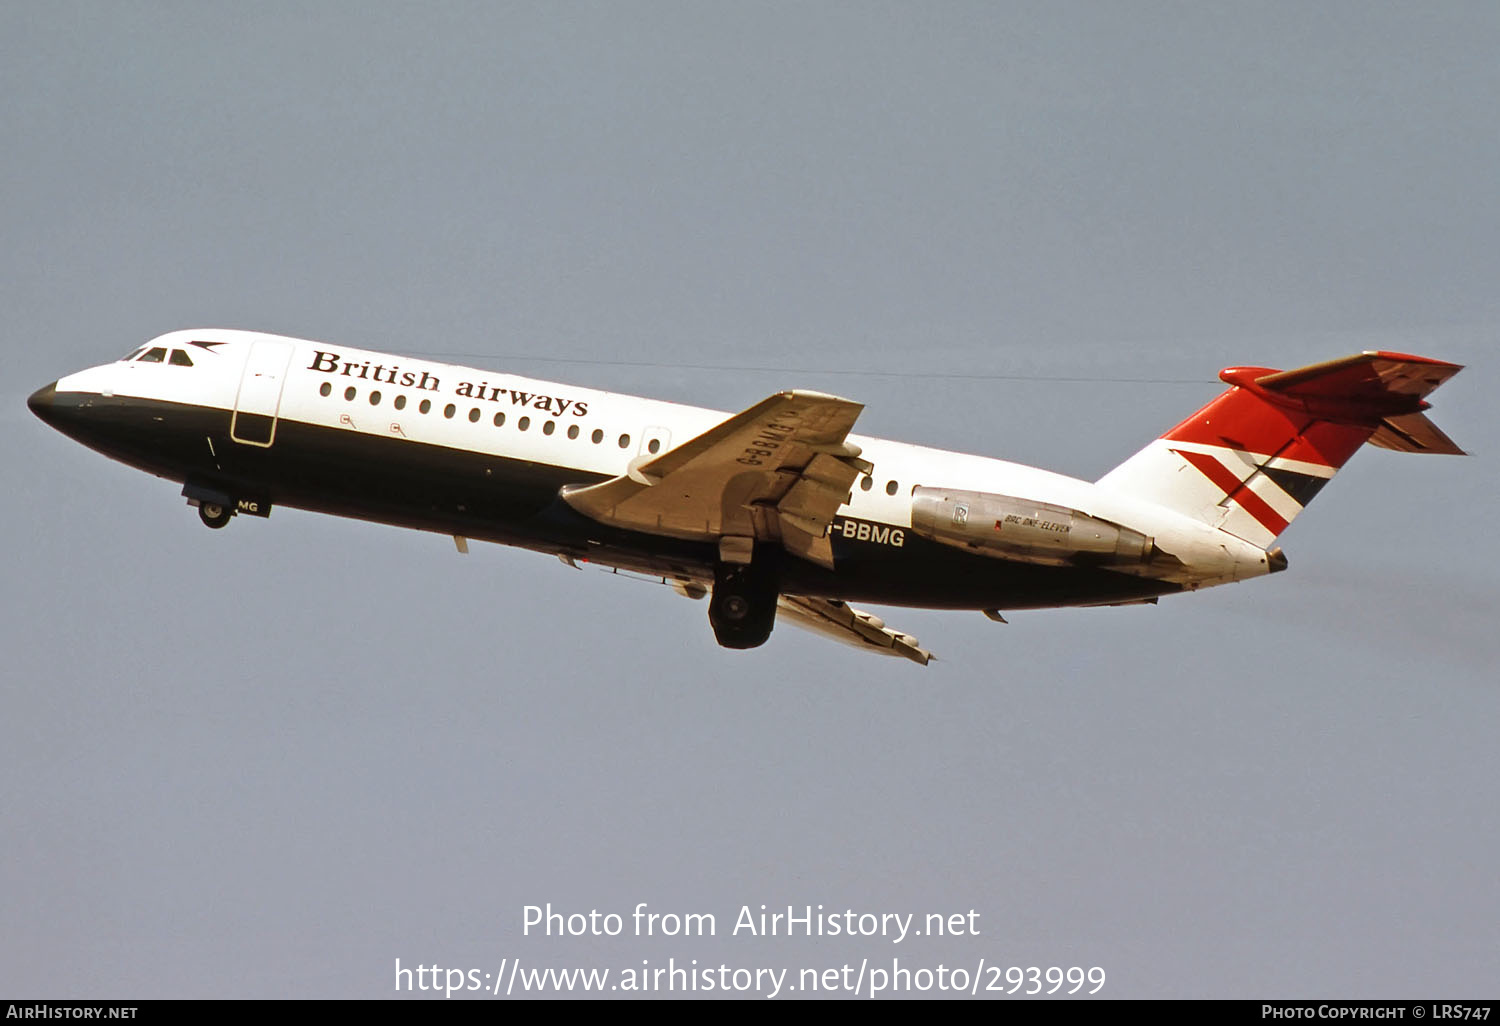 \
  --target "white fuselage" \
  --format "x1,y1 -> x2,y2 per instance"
41,329 -> 1277,607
